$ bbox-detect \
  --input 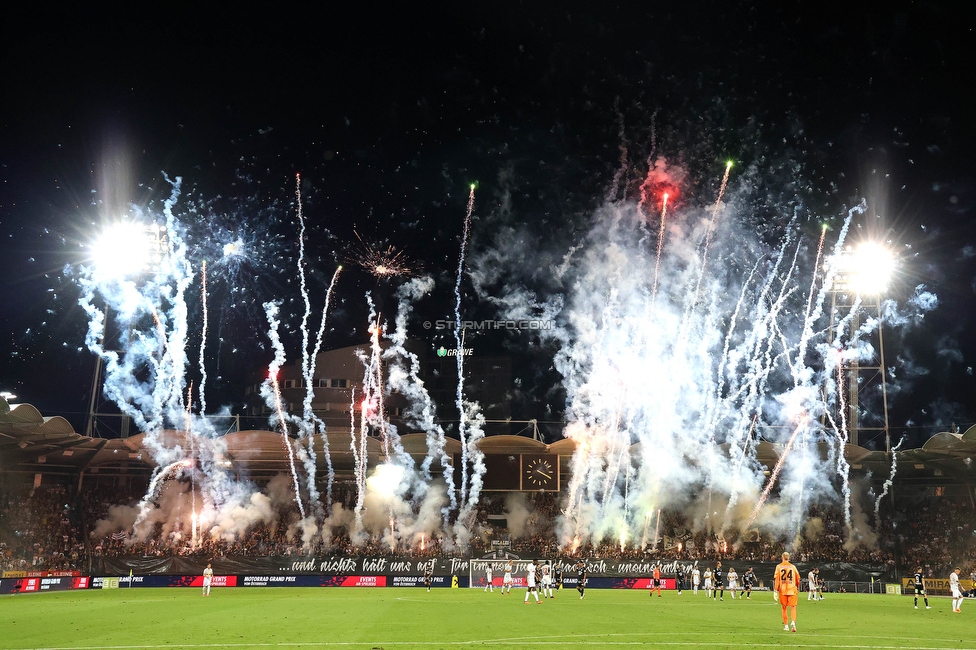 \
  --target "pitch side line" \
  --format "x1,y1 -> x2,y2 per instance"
17,640 -> 976,650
